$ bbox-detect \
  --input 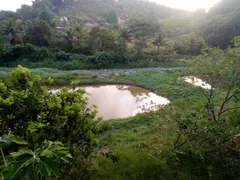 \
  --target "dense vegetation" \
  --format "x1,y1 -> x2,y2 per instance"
0,0 -> 208,69
0,0 -> 240,179
0,0 -> 239,69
